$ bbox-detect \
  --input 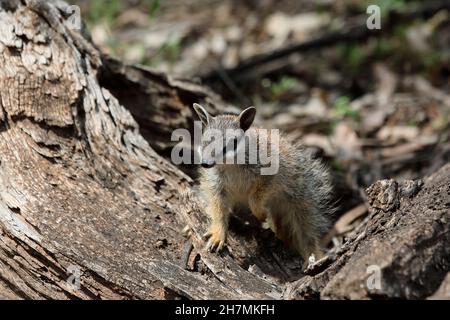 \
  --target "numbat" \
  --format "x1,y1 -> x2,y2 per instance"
193,103 -> 334,265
